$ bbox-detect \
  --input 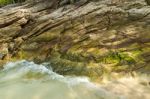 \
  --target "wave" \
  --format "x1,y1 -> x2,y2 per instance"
0,60 -> 149,99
